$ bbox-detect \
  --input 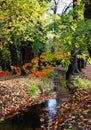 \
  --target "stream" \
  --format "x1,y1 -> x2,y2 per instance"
0,92 -> 69,130
0,69 -> 70,130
